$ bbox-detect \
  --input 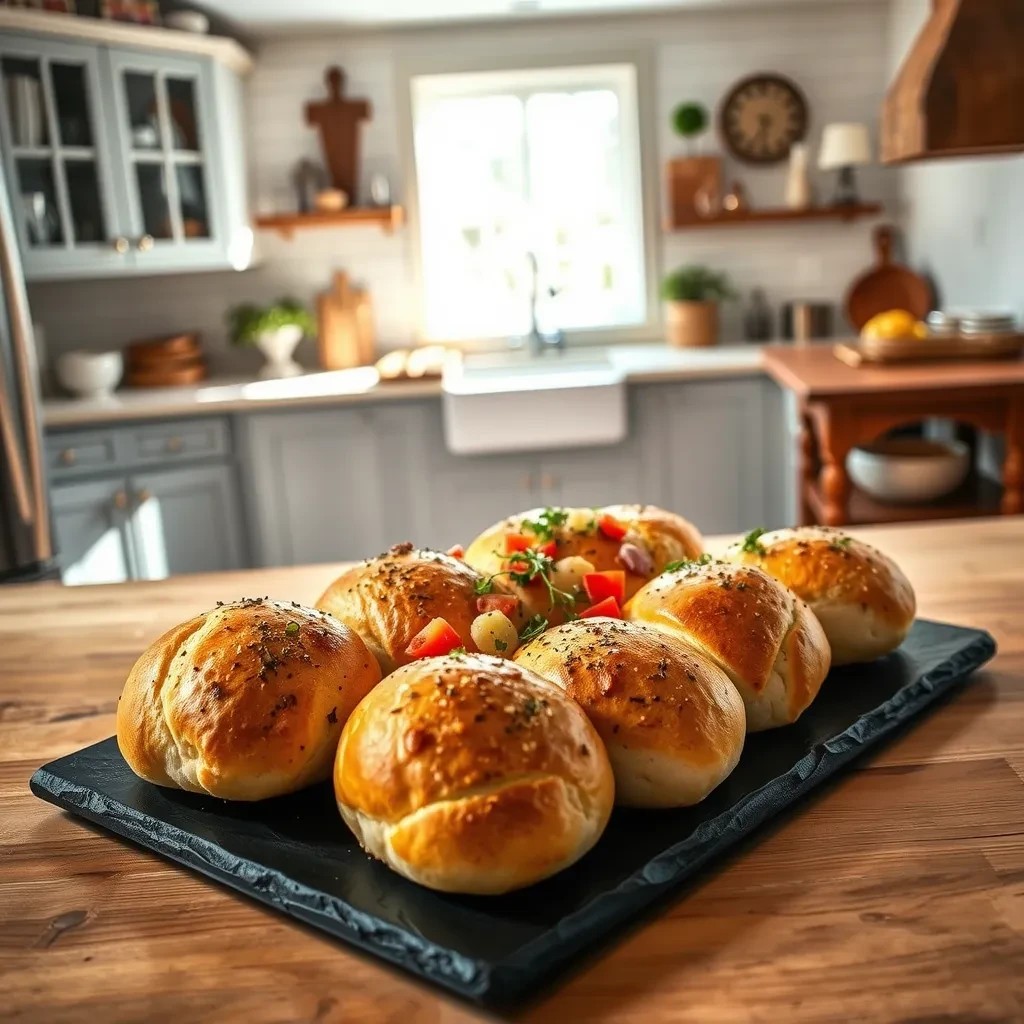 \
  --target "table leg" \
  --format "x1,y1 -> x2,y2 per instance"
799,411 -> 816,526
1002,399 -> 1024,515
817,410 -> 856,527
